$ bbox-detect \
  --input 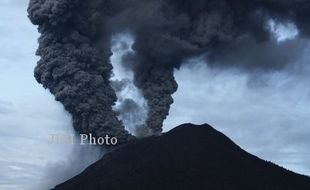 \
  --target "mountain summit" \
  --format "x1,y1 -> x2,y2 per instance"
54,123 -> 310,190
